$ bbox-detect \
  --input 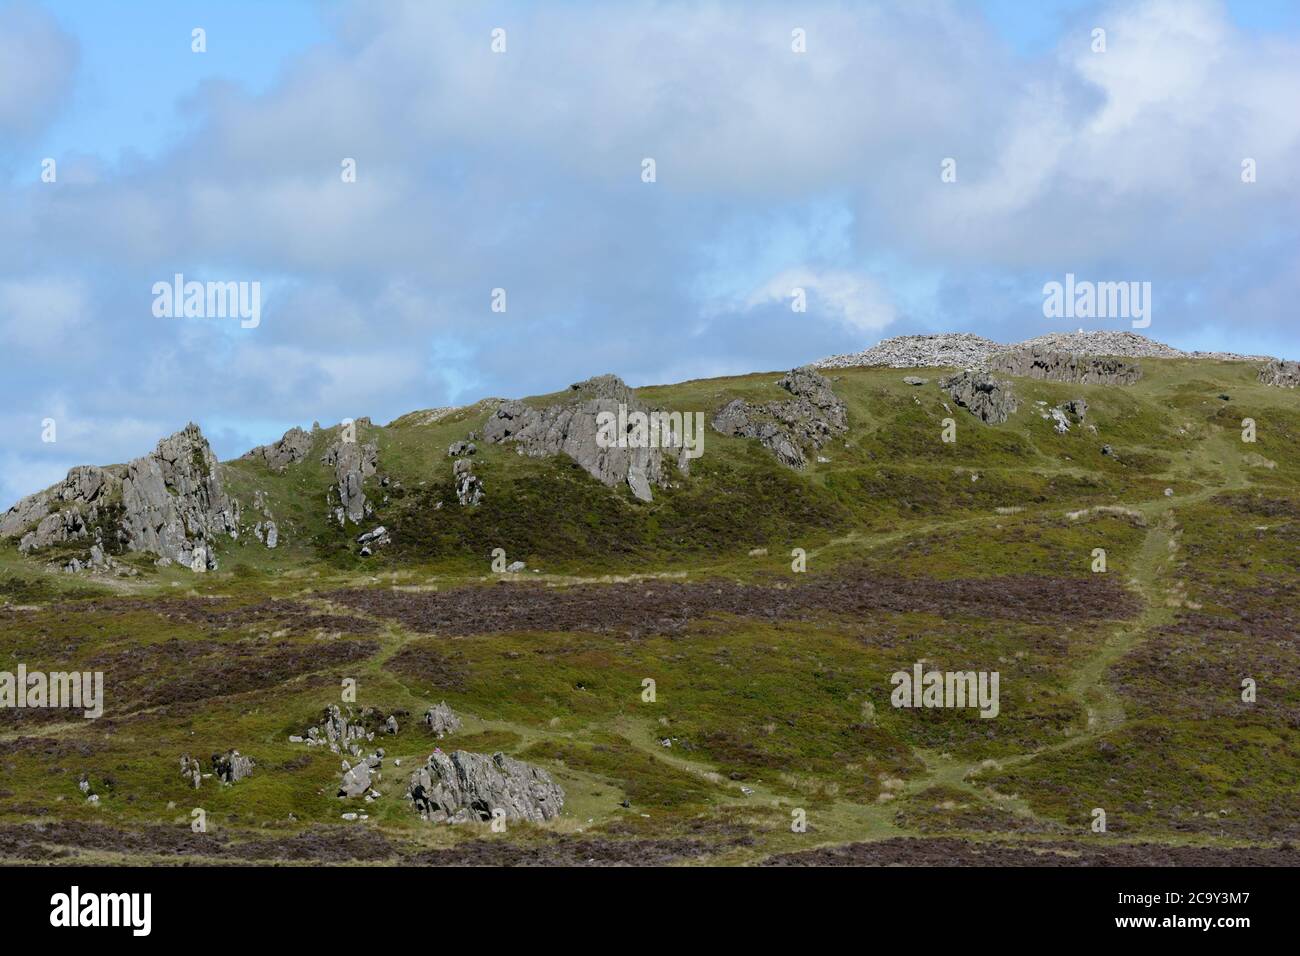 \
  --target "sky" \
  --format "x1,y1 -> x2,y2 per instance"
1,0 -> 1298,506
